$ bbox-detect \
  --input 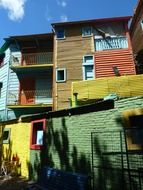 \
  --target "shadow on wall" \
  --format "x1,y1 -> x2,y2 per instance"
0,124 -> 5,166
28,117 -> 91,182
92,137 -> 127,190
1,137 -> 21,176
